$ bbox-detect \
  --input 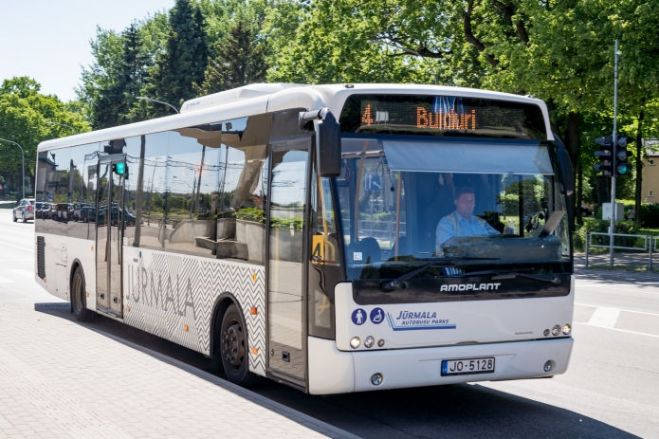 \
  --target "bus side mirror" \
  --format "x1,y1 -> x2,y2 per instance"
315,111 -> 341,177
552,136 -> 574,197
300,108 -> 341,177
